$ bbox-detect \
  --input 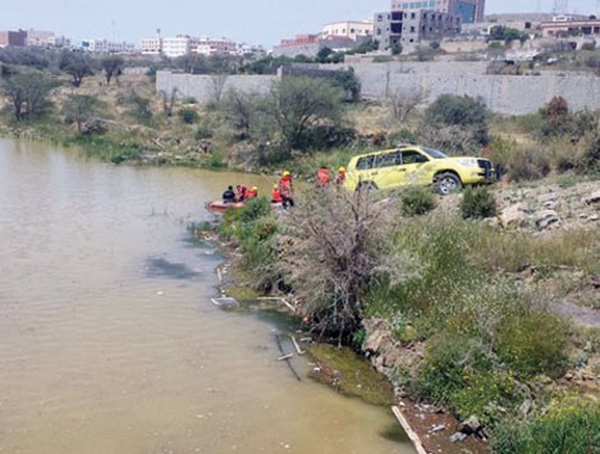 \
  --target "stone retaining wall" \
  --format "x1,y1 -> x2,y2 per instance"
157,62 -> 600,115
